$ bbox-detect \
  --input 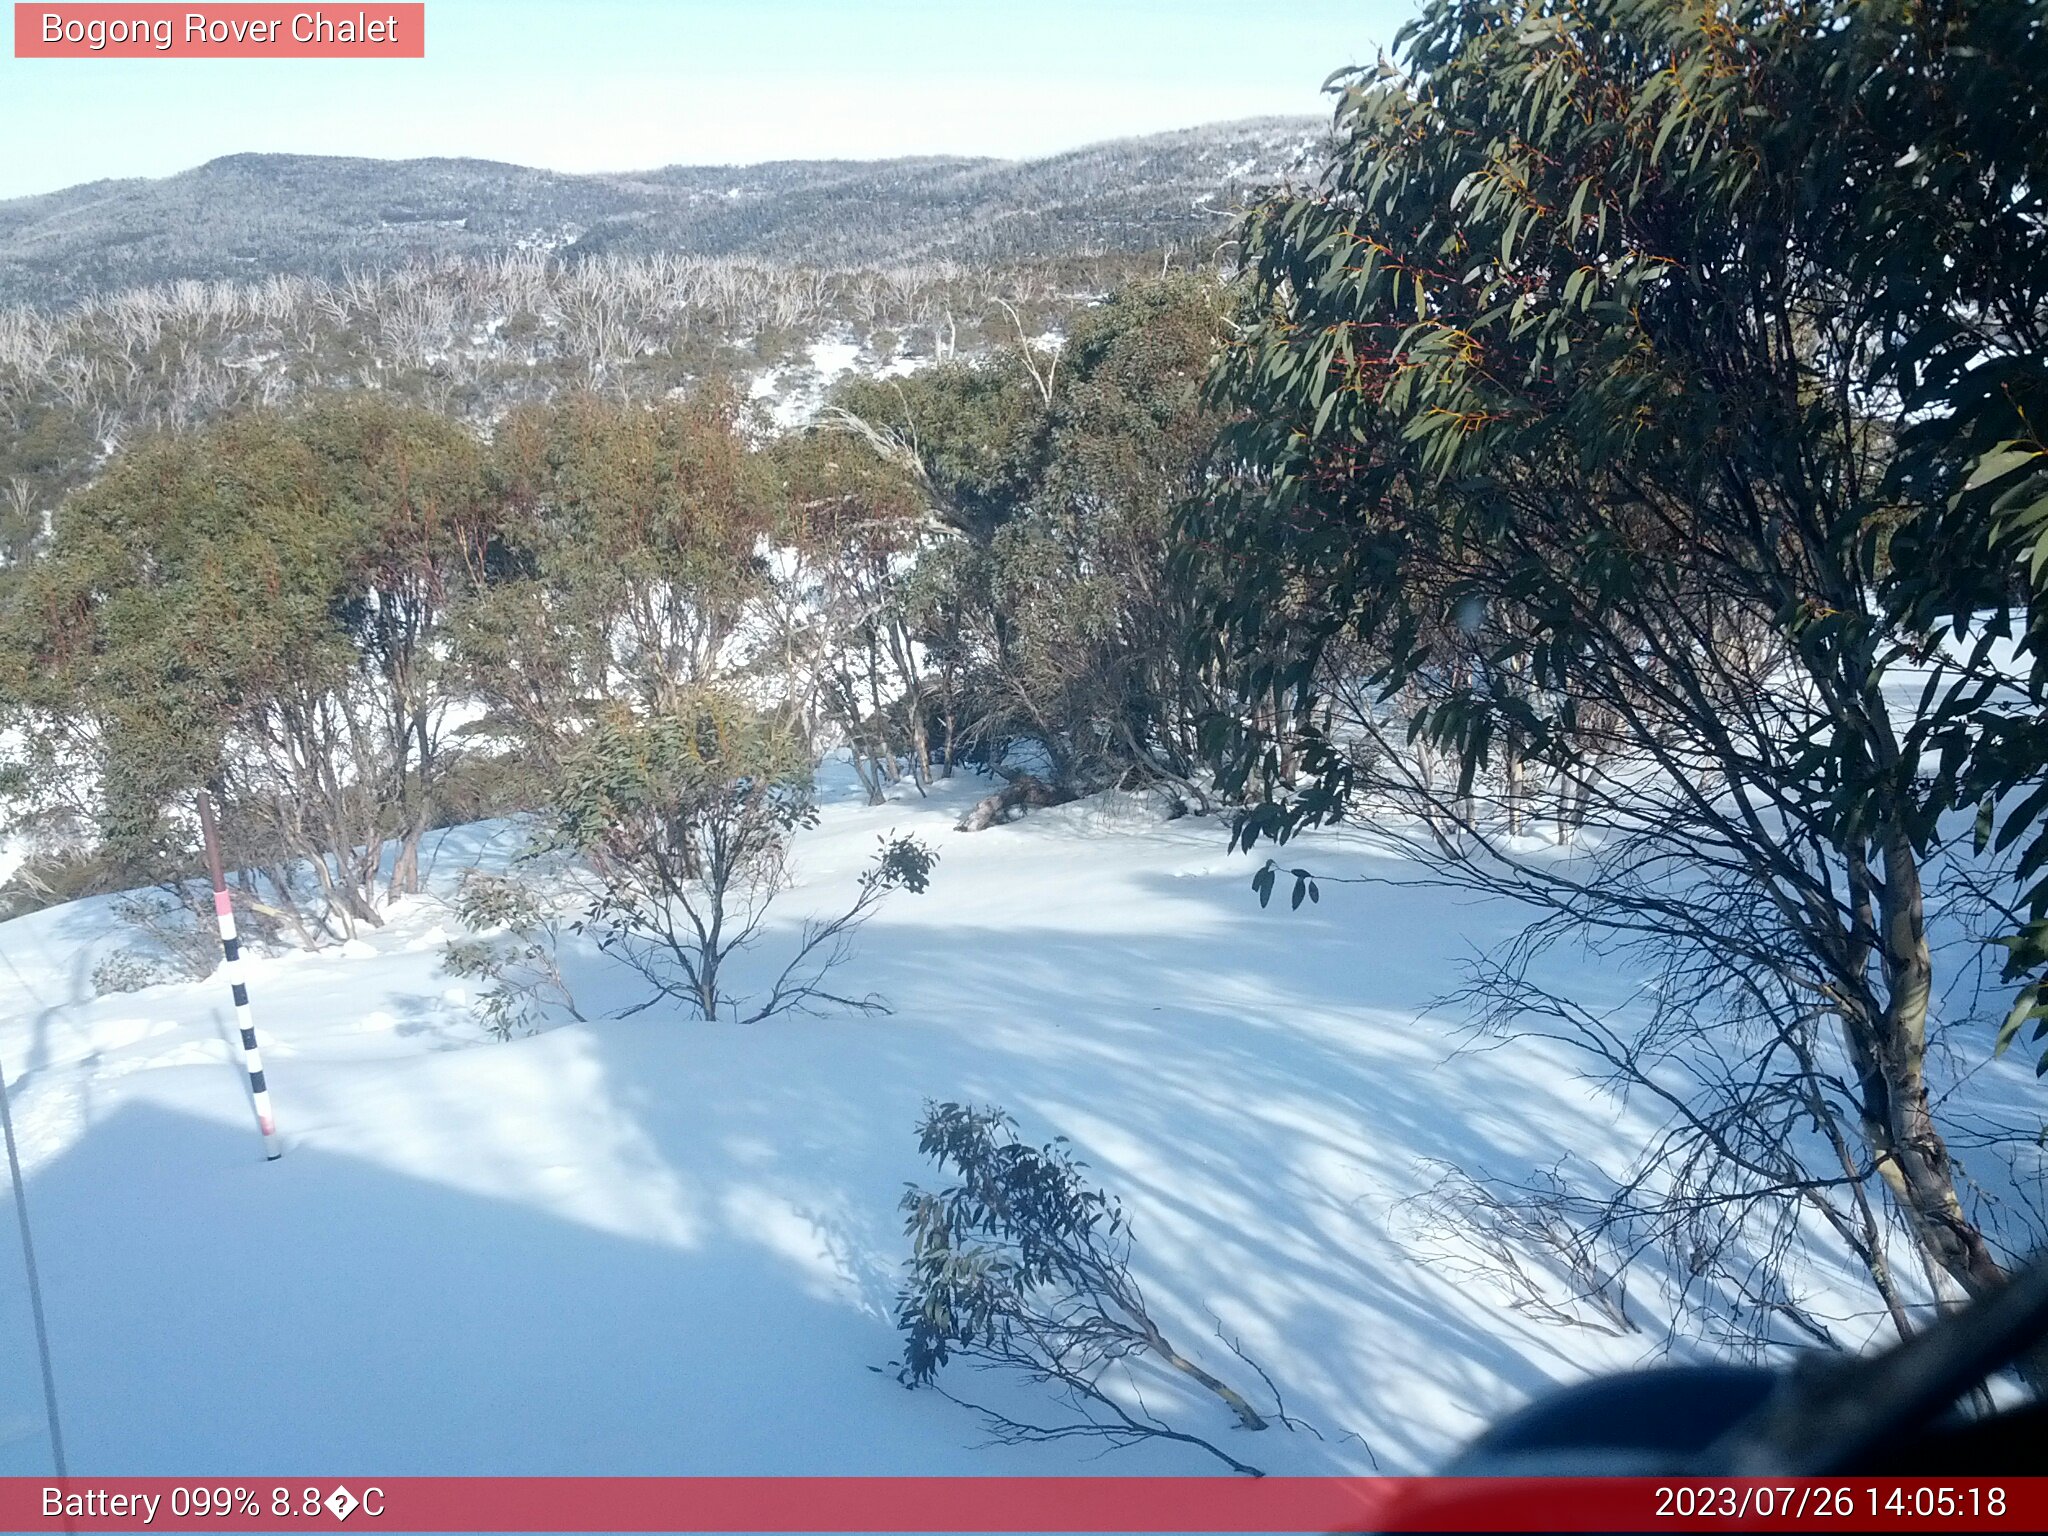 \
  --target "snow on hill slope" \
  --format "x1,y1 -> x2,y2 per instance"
0,771 -> 1791,1477
0,120 -> 1323,308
